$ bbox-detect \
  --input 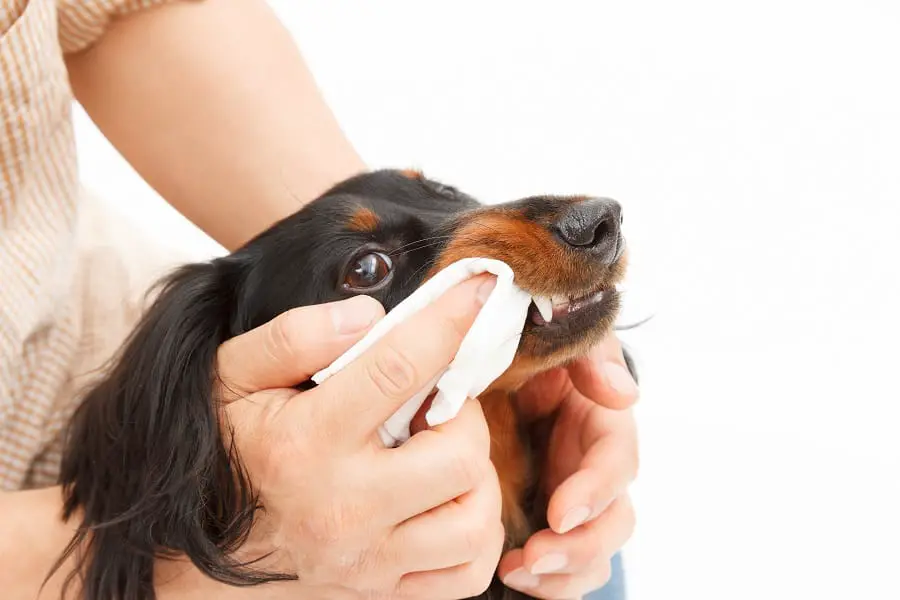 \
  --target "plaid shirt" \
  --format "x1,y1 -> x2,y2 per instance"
0,0 -> 177,489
